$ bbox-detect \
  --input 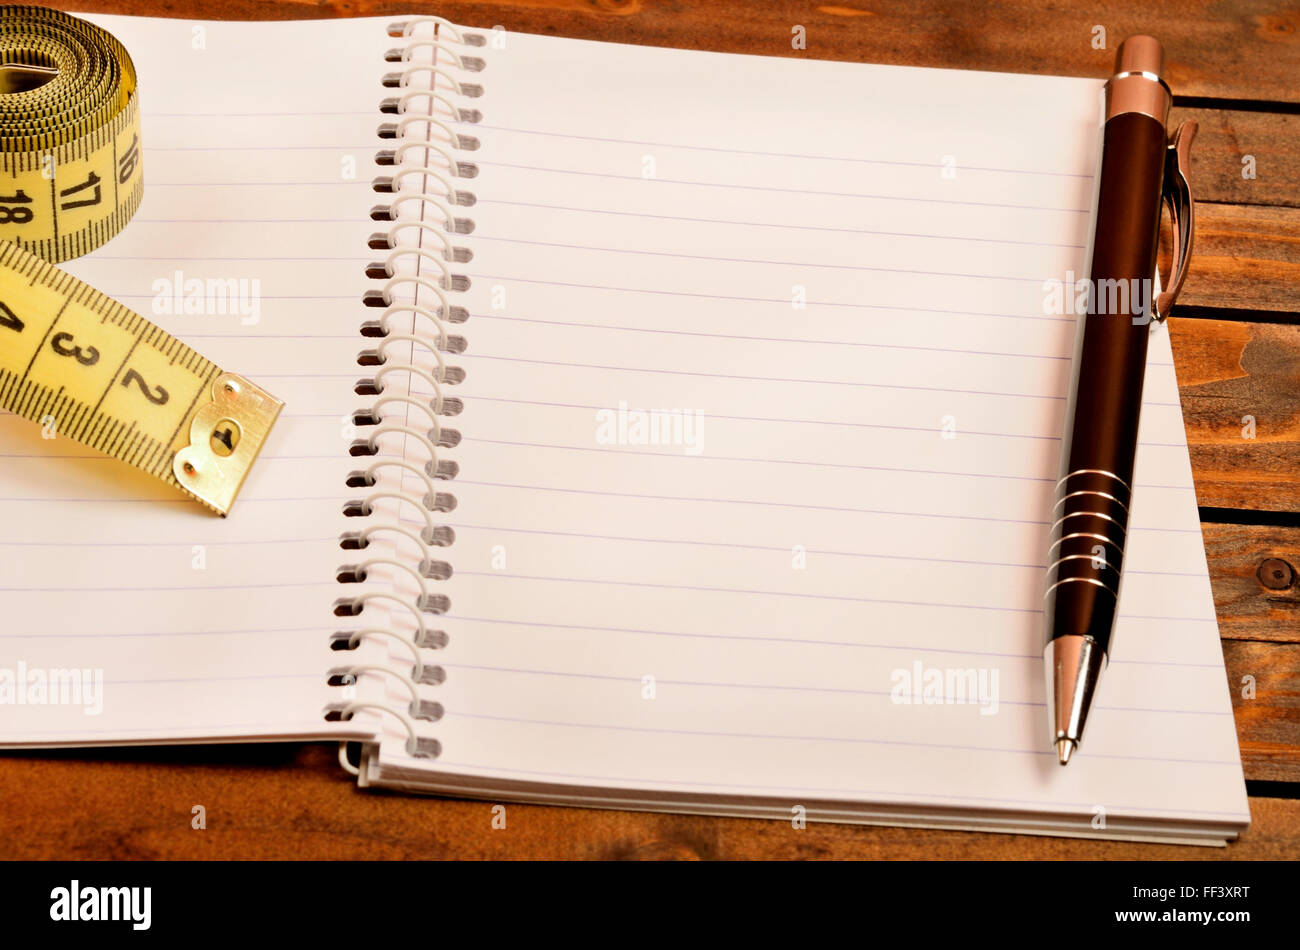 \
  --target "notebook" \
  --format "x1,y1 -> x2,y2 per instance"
0,12 -> 1250,845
